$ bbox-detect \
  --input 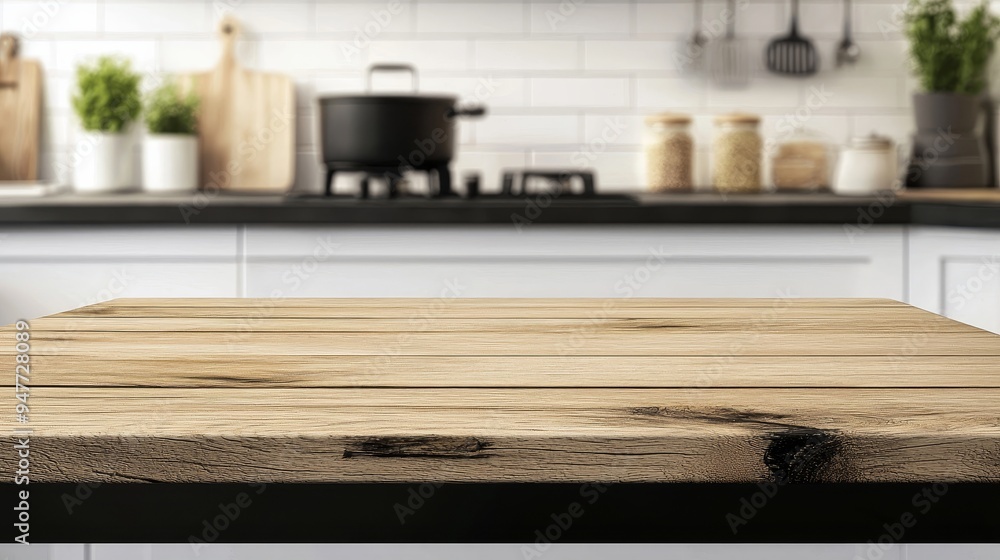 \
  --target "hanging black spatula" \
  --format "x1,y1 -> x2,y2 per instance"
766,0 -> 818,76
